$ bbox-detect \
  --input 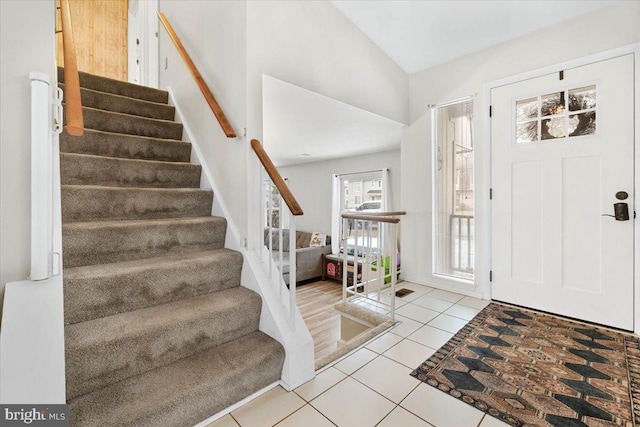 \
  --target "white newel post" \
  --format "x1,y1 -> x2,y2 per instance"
30,72 -> 63,281
30,72 -> 53,281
